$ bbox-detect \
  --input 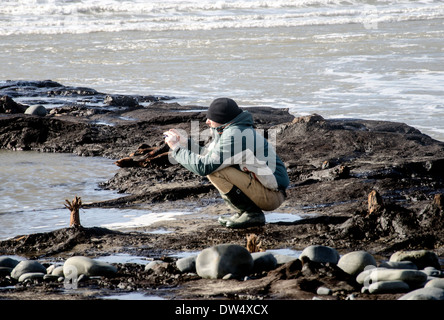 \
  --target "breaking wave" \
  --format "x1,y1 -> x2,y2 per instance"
1,0 -> 443,35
